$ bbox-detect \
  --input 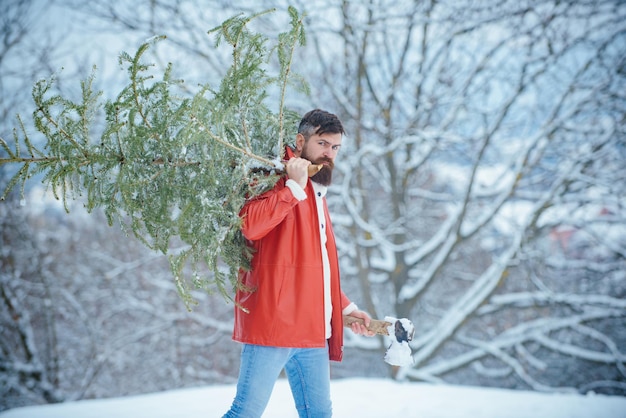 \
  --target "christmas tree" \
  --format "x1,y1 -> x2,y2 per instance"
0,7 -> 308,309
